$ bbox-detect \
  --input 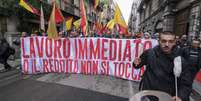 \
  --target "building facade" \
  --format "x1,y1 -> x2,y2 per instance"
128,2 -> 138,33
137,0 -> 201,40
0,0 -> 80,37
0,0 -> 103,35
